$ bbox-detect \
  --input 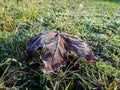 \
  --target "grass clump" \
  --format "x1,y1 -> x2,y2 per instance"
0,0 -> 120,90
